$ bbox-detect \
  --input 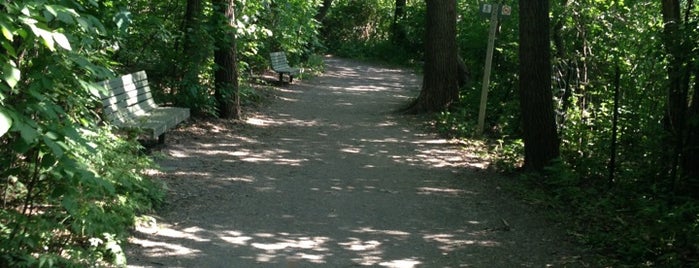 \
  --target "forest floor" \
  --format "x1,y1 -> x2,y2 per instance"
125,56 -> 590,267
